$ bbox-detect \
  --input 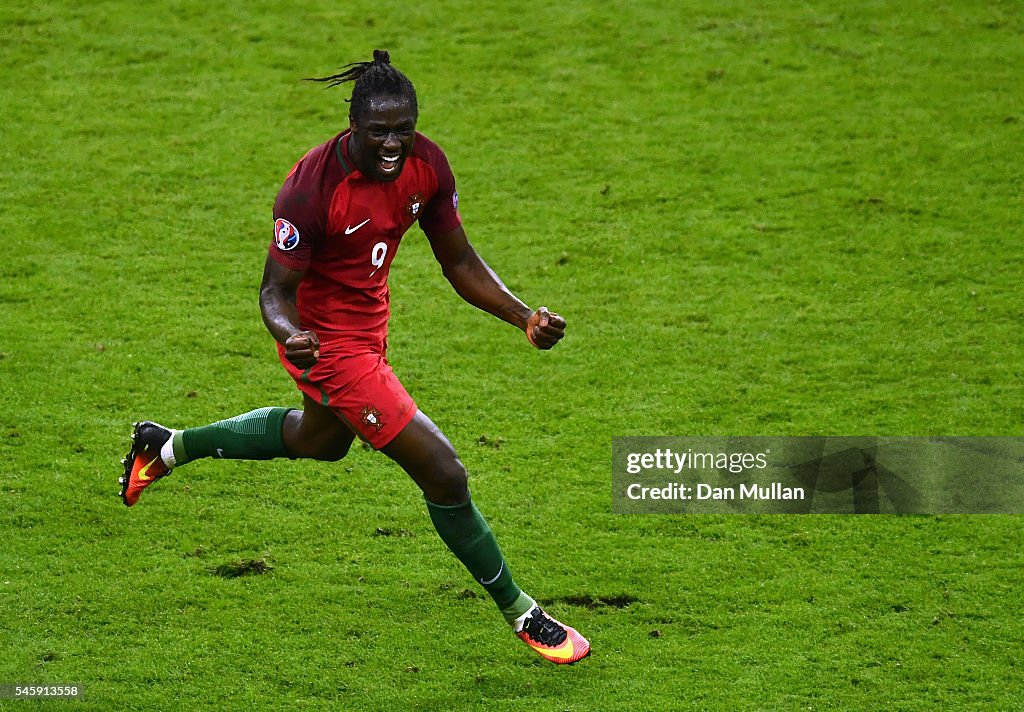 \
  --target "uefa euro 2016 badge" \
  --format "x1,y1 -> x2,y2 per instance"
406,193 -> 424,219
274,218 -> 300,251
